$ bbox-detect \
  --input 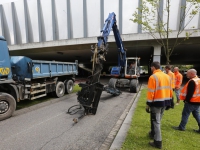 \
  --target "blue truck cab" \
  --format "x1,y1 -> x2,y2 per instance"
0,36 -> 12,80
0,36 -> 78,121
